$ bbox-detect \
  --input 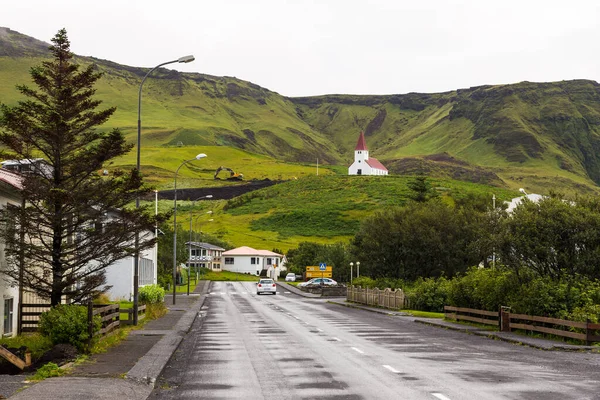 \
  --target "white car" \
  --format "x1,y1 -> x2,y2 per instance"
256,278 -> 277,295
298,278 -> 337,287
285,273 -> 296,282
